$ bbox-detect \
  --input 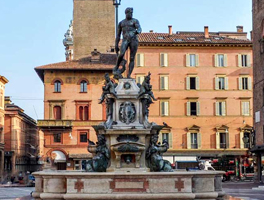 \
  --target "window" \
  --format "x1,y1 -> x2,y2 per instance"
191,133 -> 198,149
186,54 -> 199,67
78,106 -> 89,120
80,132 -> 88,143
239,77 -> 252,90
160,53 -> 168,67
187,130 -> 201,149
53,106 -> 62,120
187,101 -> 200,116
215,76 -> 228,90
54,133 -> 62,143
186,76 -> 199,90
54,80 -> 61,92
238,54 -> 251,67
215,101 -> 226,116
80,81 -> 87,93
136,53 -> 144,67
160,101 -> 169,116
242,101 -> 250,116
162,133 -> 169,141
136,75 -> 145,84
219,133 -> 226,149
160,76 -> 169,90
215,54 -> 227,67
